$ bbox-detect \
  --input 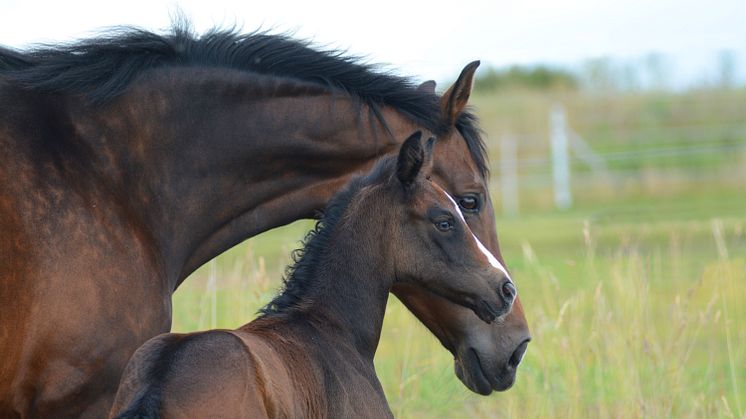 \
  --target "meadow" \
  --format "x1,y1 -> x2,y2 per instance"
172,87 -> 746,418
